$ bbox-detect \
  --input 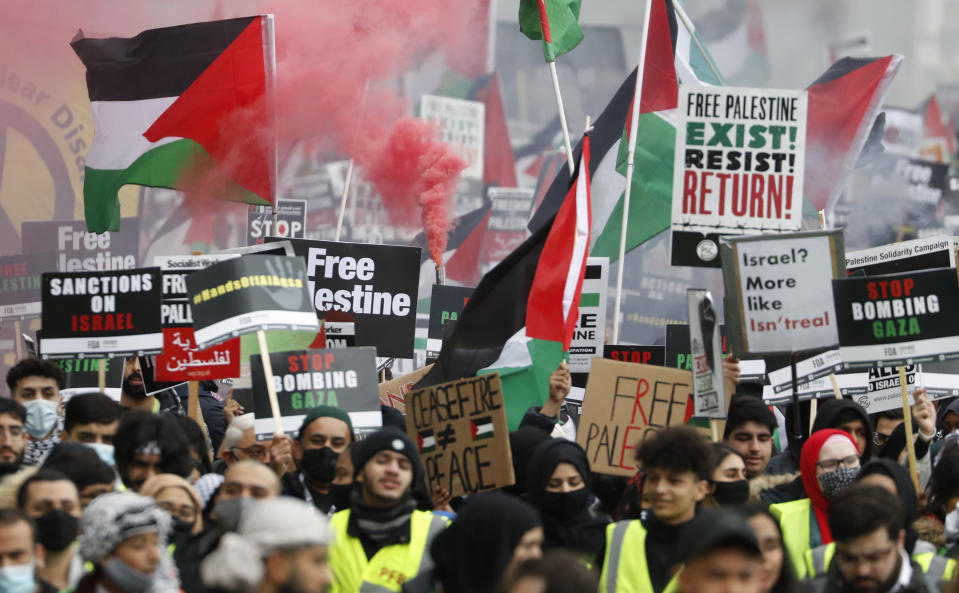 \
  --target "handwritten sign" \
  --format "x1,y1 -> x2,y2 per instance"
404,373 -> 514,497
577,359 -> 692,477
378,365 -> 434,413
